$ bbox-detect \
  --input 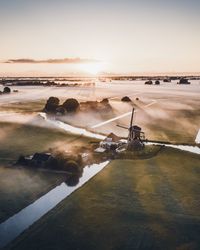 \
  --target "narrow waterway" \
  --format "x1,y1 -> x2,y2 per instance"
146,142 -> 200,155
195,129 -> 200,144
0,161 -> 110,248
39,112 -> 106,140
